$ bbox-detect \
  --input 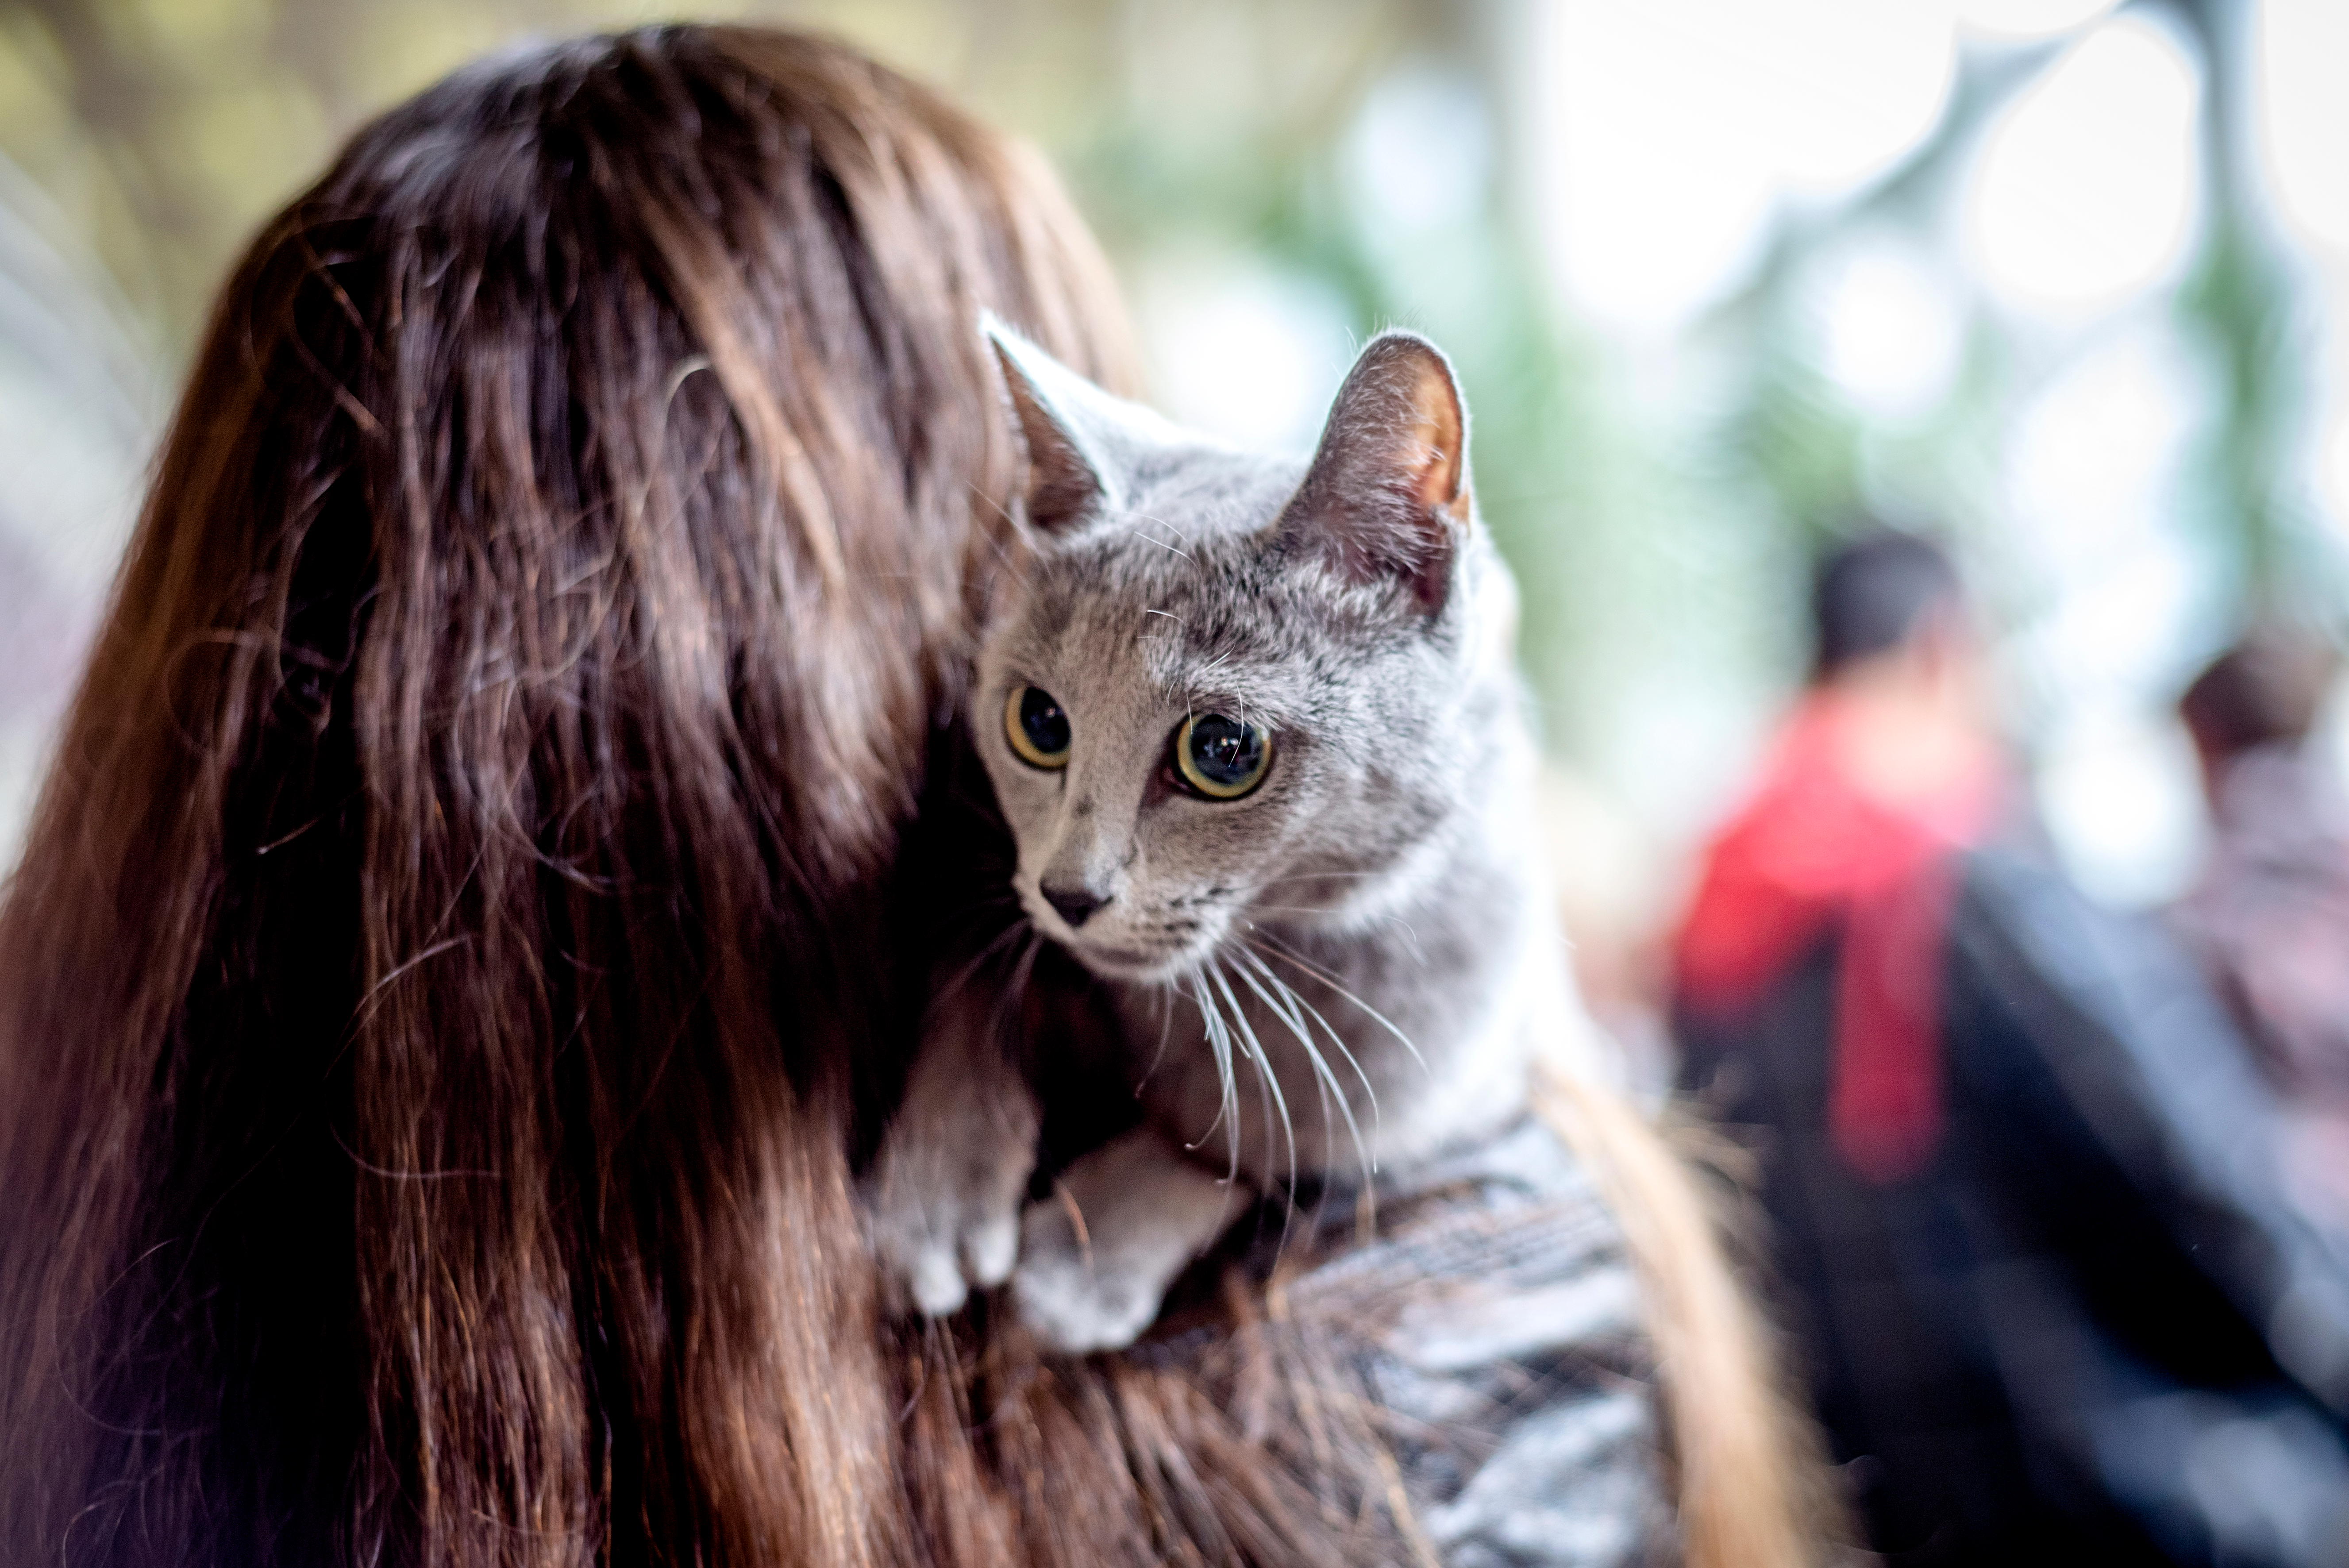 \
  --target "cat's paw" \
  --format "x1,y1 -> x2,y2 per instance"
1011,1190 -> 1167,1353
865,1055 -> 1039,1318
870,1179 -> 1023,1319
1009,1128 -> 1247,1354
